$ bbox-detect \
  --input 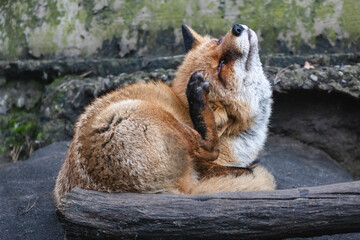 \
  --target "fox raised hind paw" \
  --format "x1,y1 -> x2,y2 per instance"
186,72 -> 210,110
